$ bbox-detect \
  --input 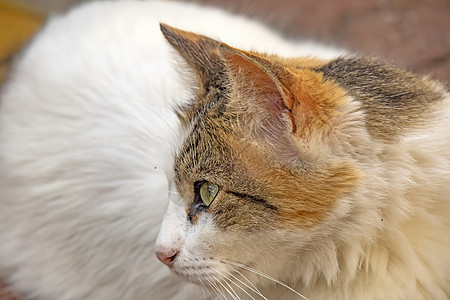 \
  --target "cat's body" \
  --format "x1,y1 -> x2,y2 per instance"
1,1 -> 449,300
155,25 -> 450,300
0,1 -> 342,300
